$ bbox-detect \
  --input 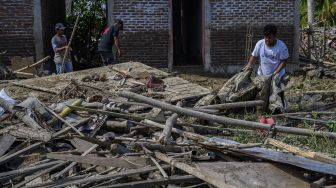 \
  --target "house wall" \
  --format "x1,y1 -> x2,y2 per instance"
0,0 -> 65,68
110,0 -> 299,73
209,0 -> 298,73
0,0 -> 35,64
110,0 -> 170,67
